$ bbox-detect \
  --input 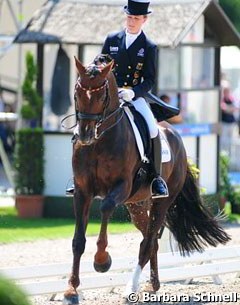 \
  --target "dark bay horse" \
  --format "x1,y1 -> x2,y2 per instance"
63,56 -> 230,304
